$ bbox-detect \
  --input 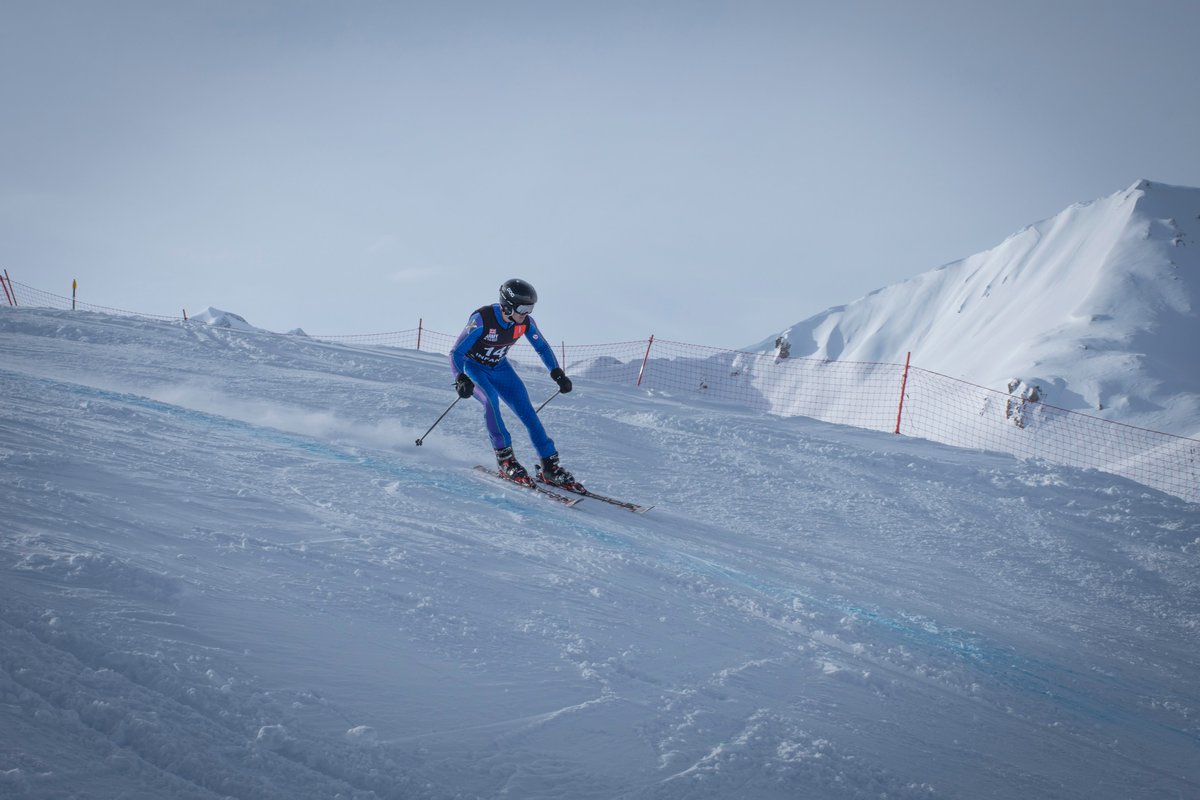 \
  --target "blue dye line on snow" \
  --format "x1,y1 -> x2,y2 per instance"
4,370 -> 560,519
12,369 -> 1198,745
672,552 -> 1200,745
